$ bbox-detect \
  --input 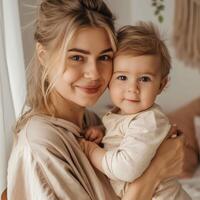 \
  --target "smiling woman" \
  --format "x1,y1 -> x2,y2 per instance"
7,0 -> 120,199
35,27 -> 115,126
49,27 -> 114,109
